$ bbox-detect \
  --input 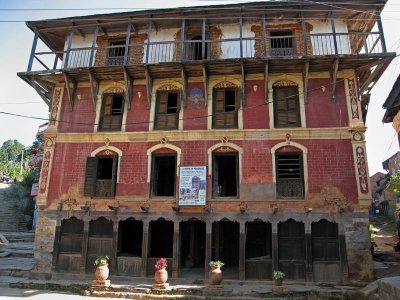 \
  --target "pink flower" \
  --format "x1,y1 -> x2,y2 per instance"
154,258 -> 168,271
